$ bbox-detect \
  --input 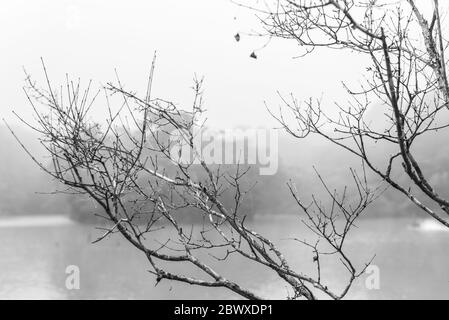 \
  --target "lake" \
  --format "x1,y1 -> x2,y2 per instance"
0,215 -> 448,299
